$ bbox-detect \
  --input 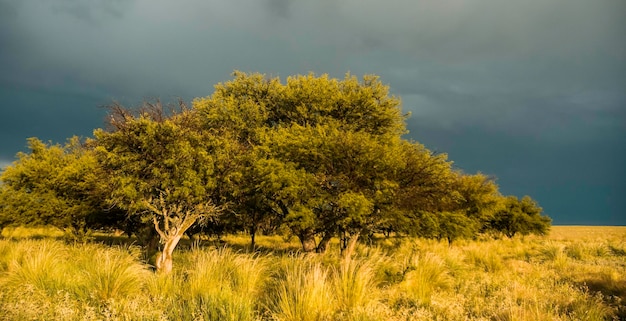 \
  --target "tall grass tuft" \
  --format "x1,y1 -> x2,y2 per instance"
464,247 -> 504,273
72,244 -> 149,303
540,241 -> 569,271
394,252 -> 451,306
565,241 -> 589,260
185,247 -> 266,321
268,255 -> 335,321
0,240 -> 12,272
332,256 -> 378,312
608,240 -> 626,256
5,239 -> 68,294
